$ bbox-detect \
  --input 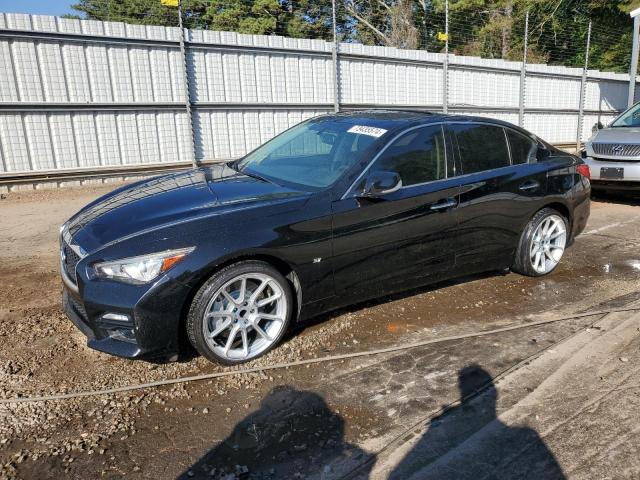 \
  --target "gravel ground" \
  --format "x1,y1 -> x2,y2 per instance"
0,185 -> 639,479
